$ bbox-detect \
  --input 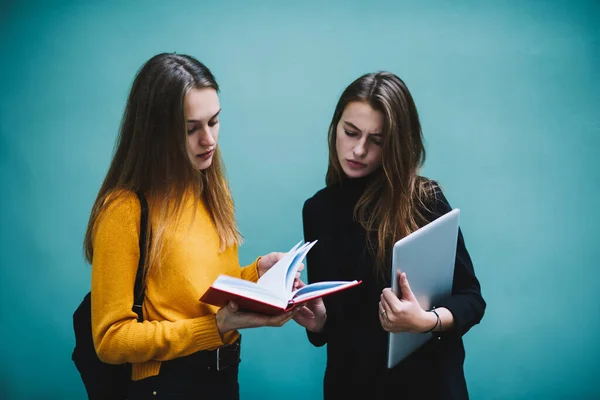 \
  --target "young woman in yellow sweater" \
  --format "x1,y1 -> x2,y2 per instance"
83,53 -> 298,399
